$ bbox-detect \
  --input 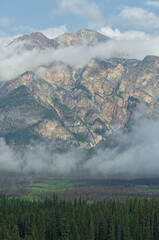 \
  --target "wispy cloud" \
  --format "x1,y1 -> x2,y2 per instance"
1,116 -> 159,177
120,6 -> 159,30
39,25 -> 67,39
85,117 -> 159,177
52,0 -> 104,27
146,1 -> 159,7
0,25 -> 67,47
99,27 -> 150,40
0,18 -> 13,28
0,34 -> 21,47
13,25 -> 35,33
2,33 -> 159,81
